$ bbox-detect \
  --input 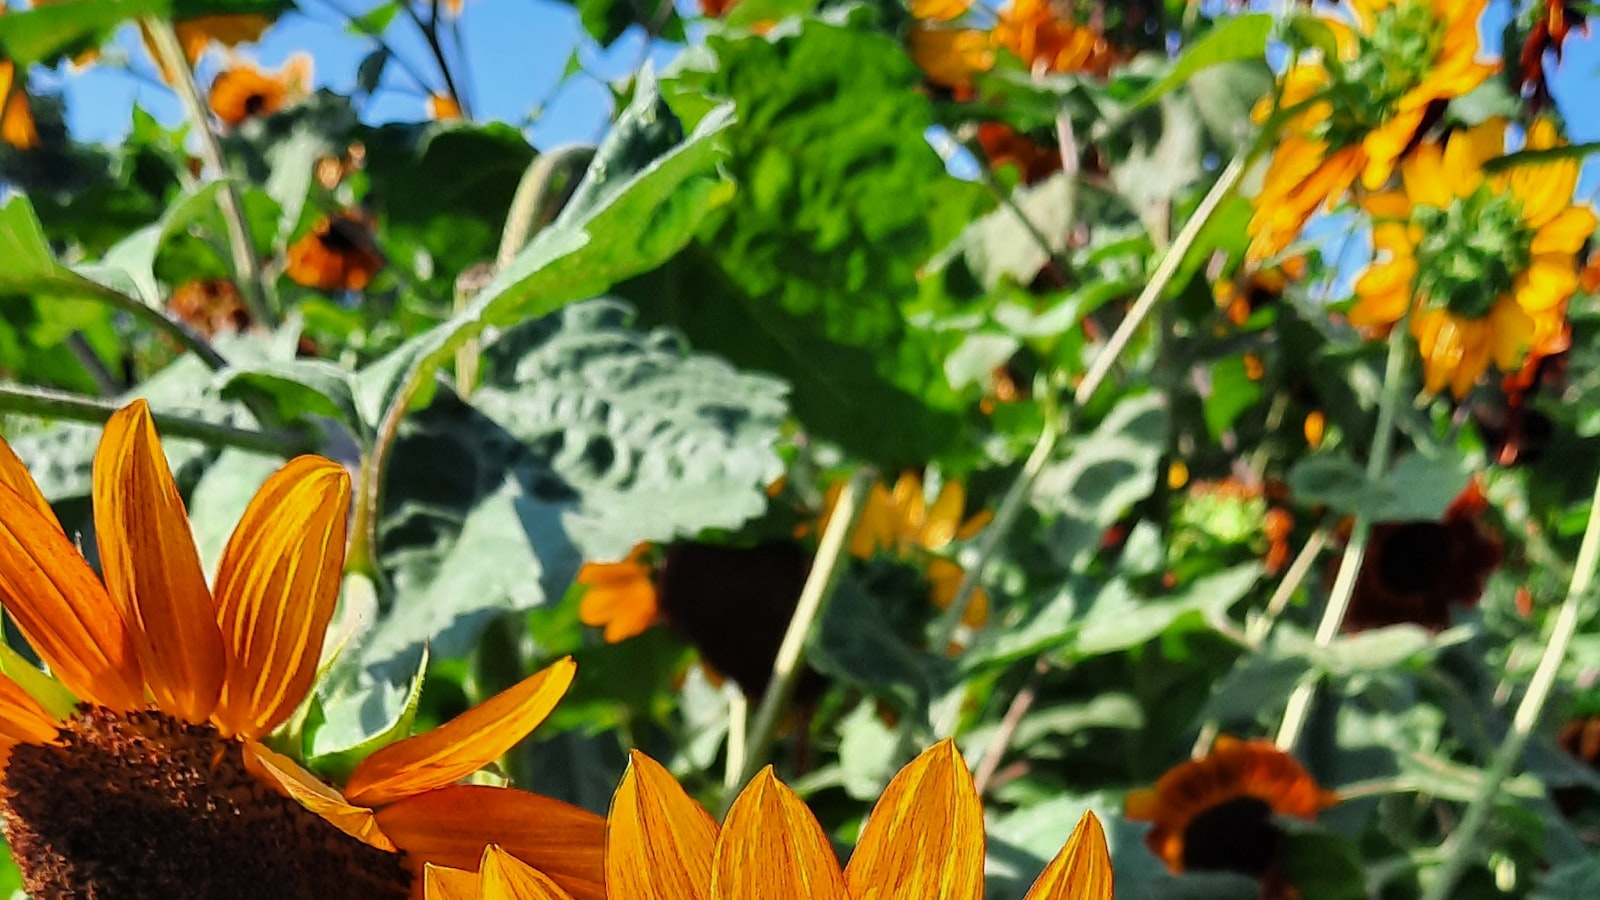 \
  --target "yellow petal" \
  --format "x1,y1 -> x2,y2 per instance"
1022,811 -> 1114,900
1399,141 -> 1452,209
425,863 -> 480,900
1514,255 -> 1580,313
711,767 -> 849,900
1530,206 -> 1598,256
1488,300 -> 1535,370
0,434 -> 55,525
921,483 -> 965,552
0,477 -> 144,710
93,399 -> 224,722
911,0 -> 972,21
481,844 -> 579,900
344,656 -> 576,807
0,672 -> 62,744
379,784 -> 607,900
212,456 -> 350,739
242,739 -> 396,851
607,750 -> 717,900
844,739 -> 985,899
